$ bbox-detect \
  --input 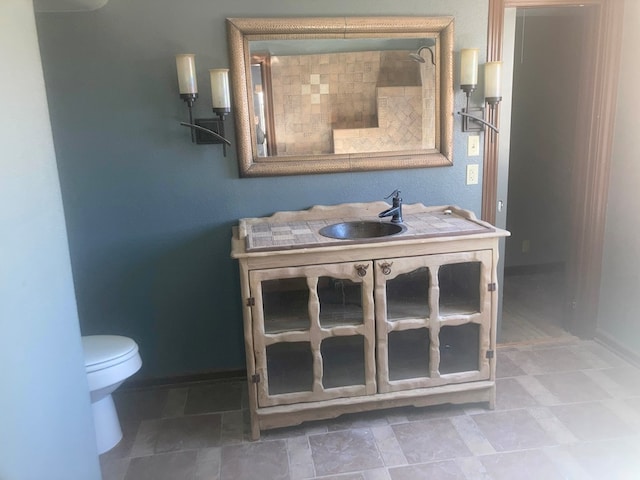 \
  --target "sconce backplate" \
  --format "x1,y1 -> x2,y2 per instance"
462,107 -> 485,133
194,118 -> 226,144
